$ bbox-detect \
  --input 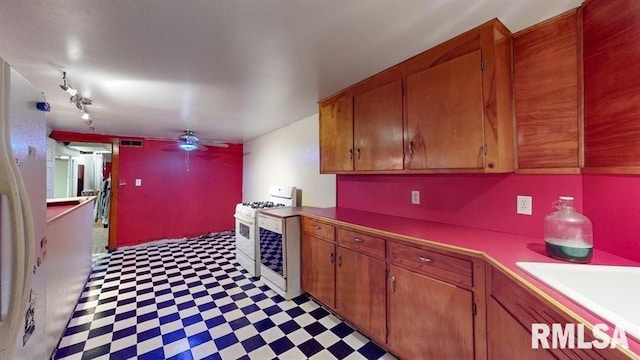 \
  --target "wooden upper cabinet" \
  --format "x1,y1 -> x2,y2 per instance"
513,10 -> 581,172
583,0 -> 640,171
319,96 -> 354,173
407,50 -> 485,169
317,19 -> 513,174
353,80 -> 404,171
